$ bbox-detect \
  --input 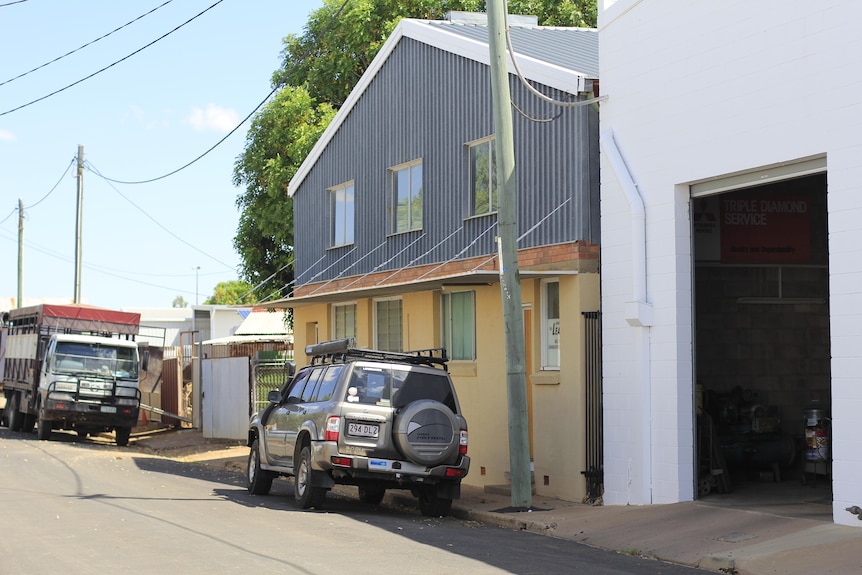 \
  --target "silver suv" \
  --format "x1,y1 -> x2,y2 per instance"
246,338 -> 470,517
